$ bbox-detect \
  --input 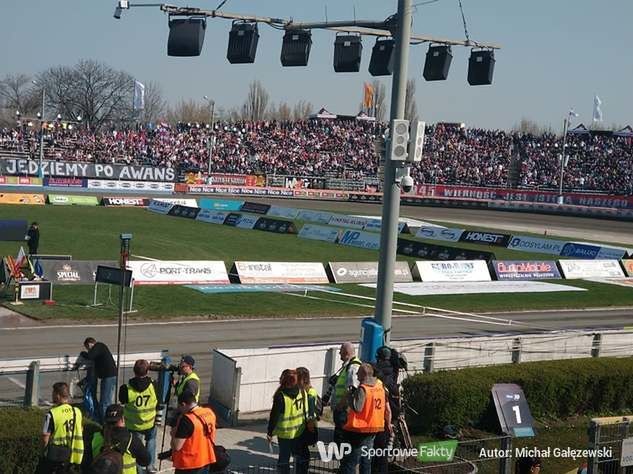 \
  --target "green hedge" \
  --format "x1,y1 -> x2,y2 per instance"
0,407 -> 44,474
0,406 -> 101,473
403,357 -> 633,435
